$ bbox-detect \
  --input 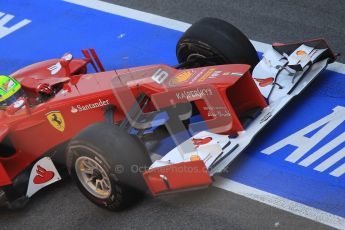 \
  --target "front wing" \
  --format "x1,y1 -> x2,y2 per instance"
143,40 -> 332,195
